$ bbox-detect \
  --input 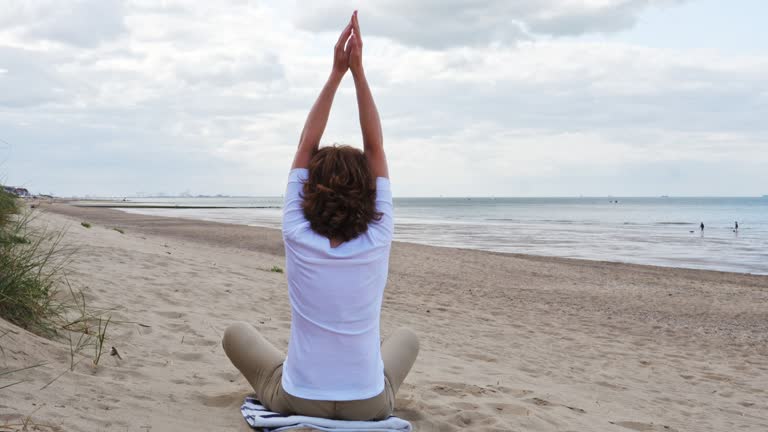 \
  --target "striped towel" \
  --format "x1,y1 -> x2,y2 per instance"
241,396 -> 412,432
